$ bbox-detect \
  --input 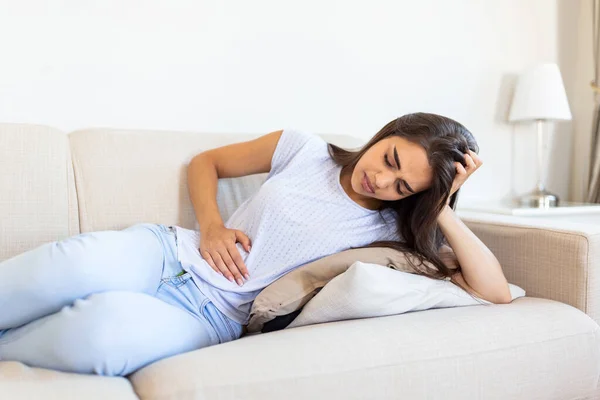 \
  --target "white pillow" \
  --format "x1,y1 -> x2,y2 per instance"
286,261 -> 526,329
